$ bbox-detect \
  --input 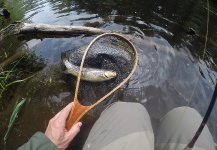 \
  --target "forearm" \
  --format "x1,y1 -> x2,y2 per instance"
18,132 -> 58,150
